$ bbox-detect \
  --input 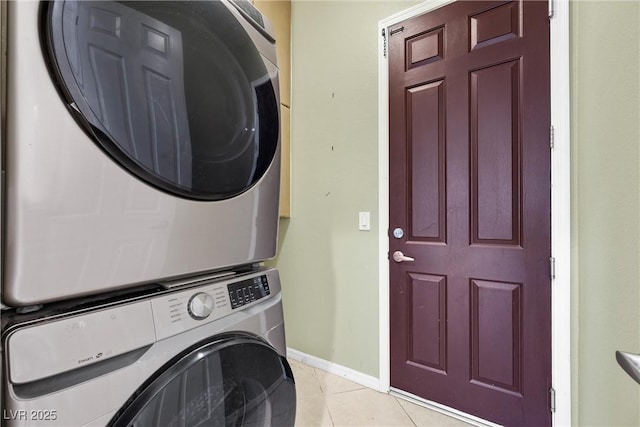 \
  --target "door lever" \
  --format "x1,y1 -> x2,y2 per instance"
392,251 -> 414,263
616,351 -> 640,384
